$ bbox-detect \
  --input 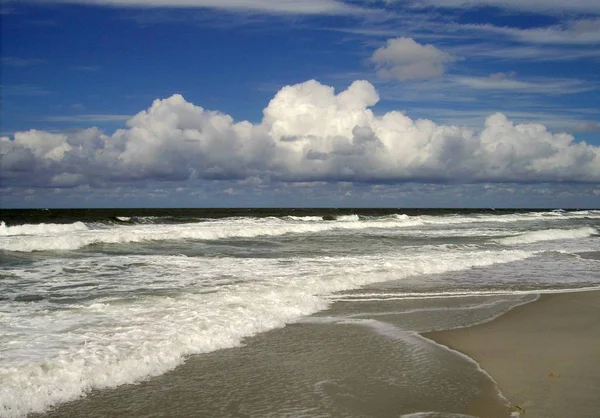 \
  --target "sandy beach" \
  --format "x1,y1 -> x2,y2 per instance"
424,290 -> 600,418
